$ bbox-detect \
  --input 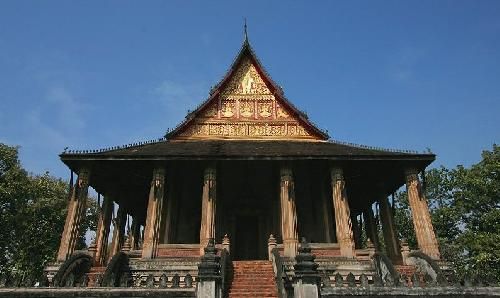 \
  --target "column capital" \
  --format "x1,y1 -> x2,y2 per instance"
152,167 -> 165,176
76,167 -> 91,192
152,167 -> 165,200
204,167 -> 216,181
405,168 -> 420,183
152,167 -> 165,184
280,167 -> 293,181
330,167 -> 344,182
